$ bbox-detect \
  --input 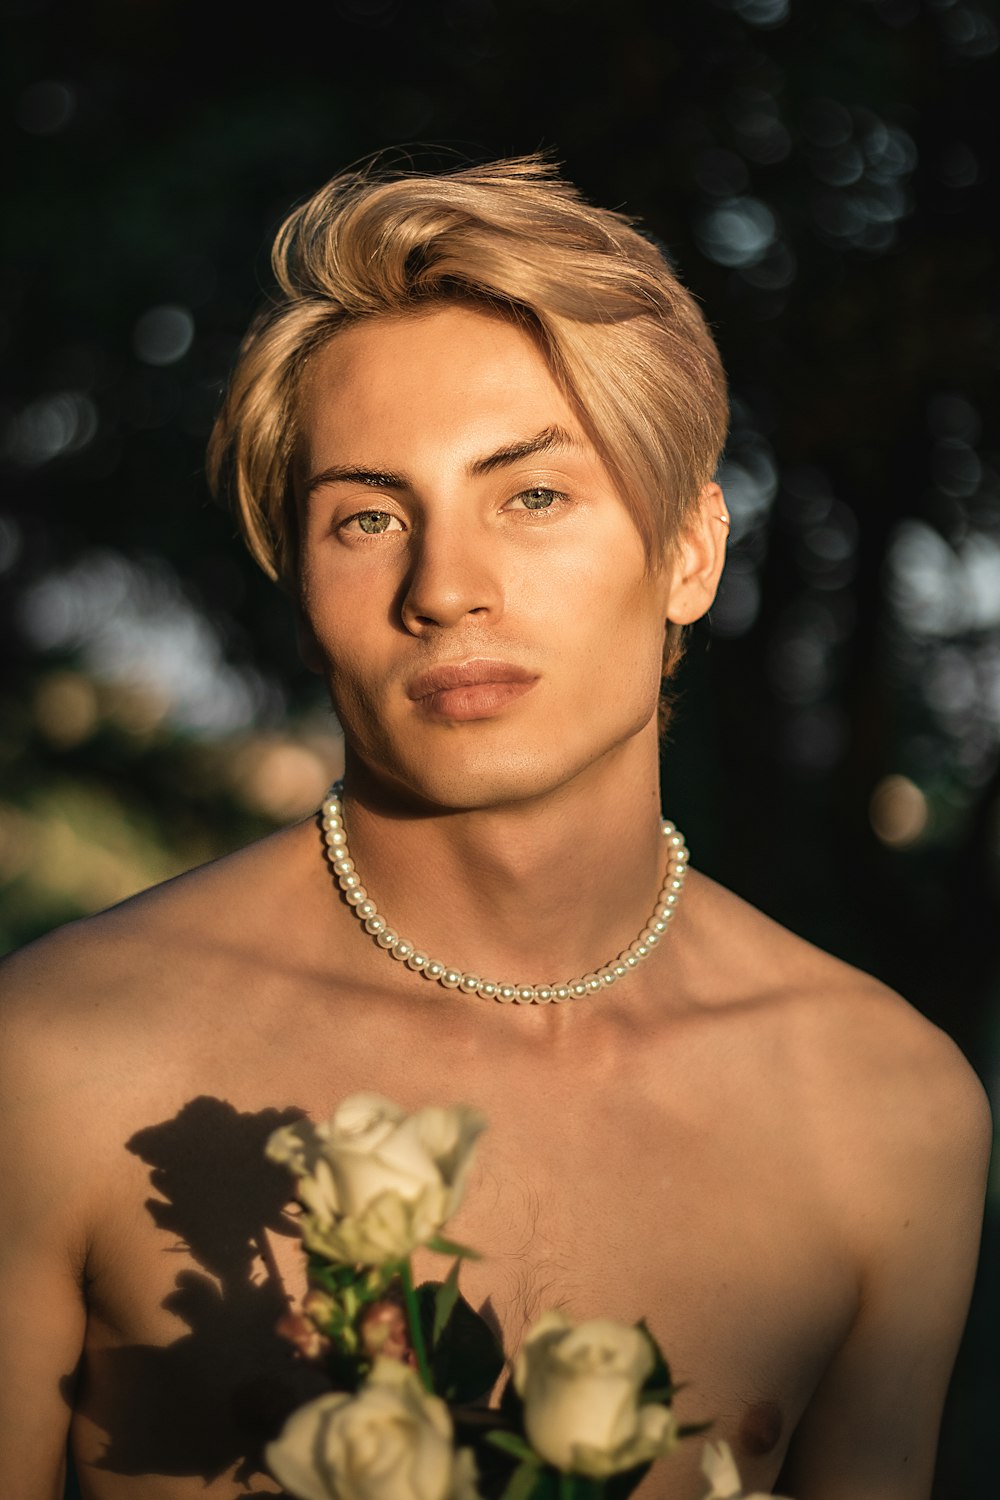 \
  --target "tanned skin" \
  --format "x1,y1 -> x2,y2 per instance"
0,305 -> 990,1500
